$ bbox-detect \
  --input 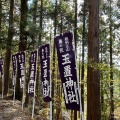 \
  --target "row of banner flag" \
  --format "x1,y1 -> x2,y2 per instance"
0,31 -> 83,119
